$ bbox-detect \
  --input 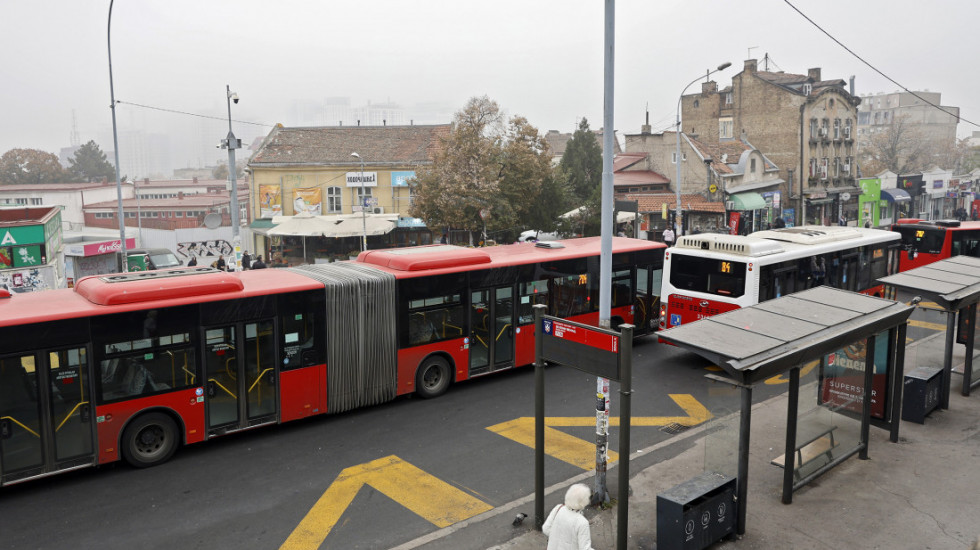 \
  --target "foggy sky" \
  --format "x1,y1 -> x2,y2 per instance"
2,0 -> 977,174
